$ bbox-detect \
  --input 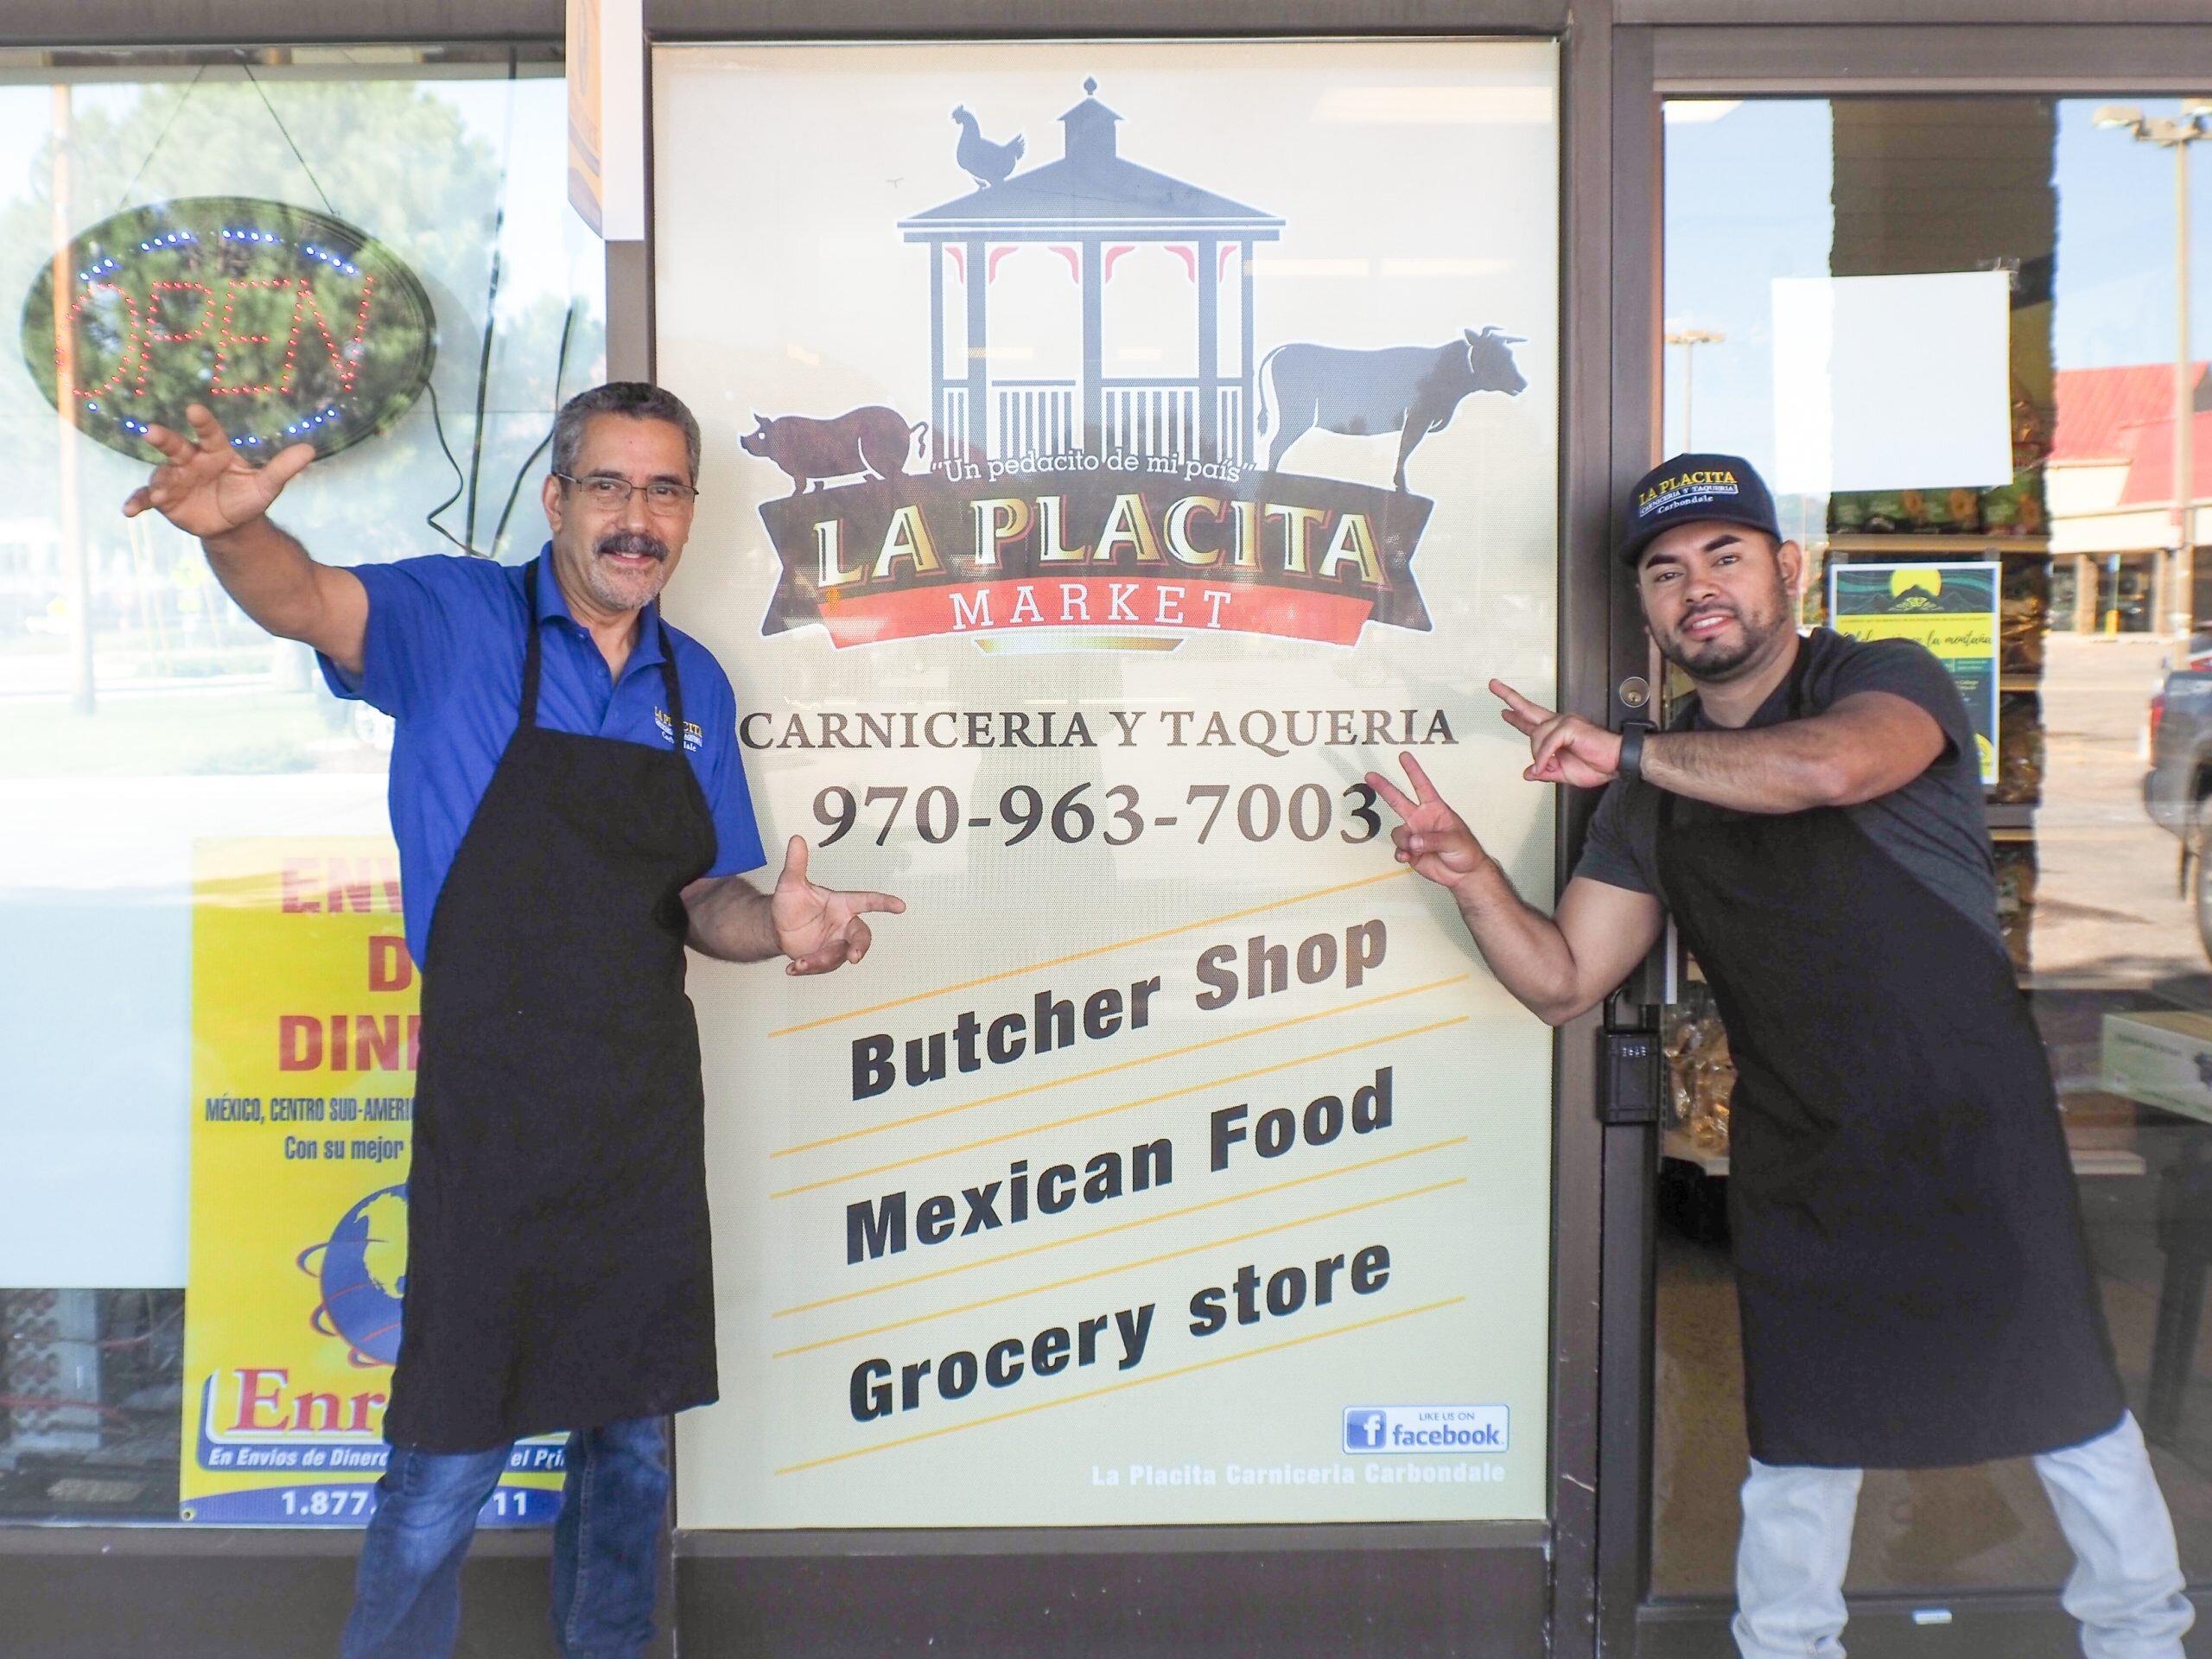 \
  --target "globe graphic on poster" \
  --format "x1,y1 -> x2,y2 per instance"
298,1184 -> 408,1368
